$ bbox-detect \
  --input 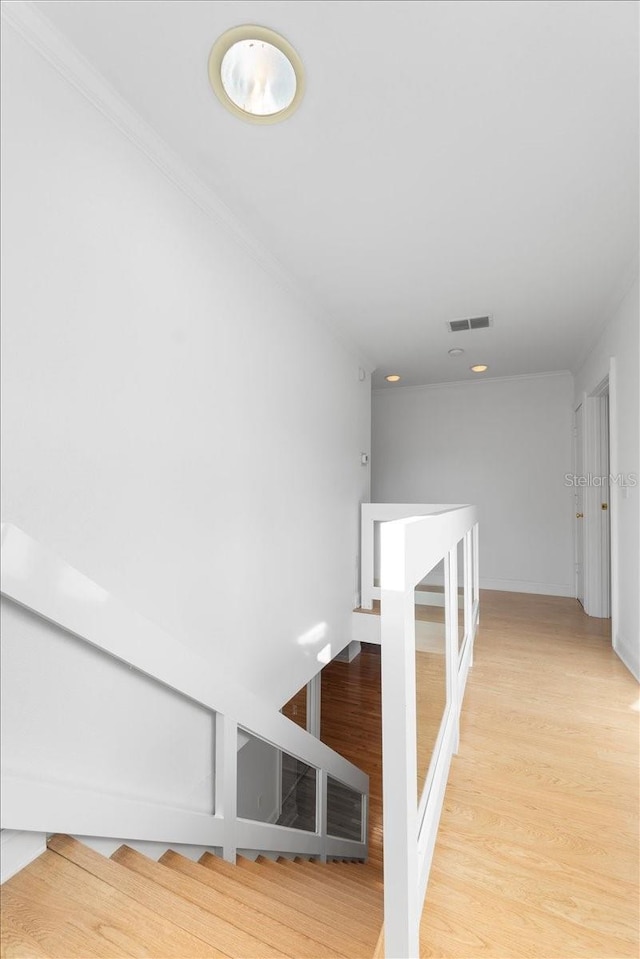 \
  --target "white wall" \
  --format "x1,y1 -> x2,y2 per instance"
574,278 -> 640,679
1,22 -> 370,707
1,599 -> 215,812
372,372 -> 575,595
